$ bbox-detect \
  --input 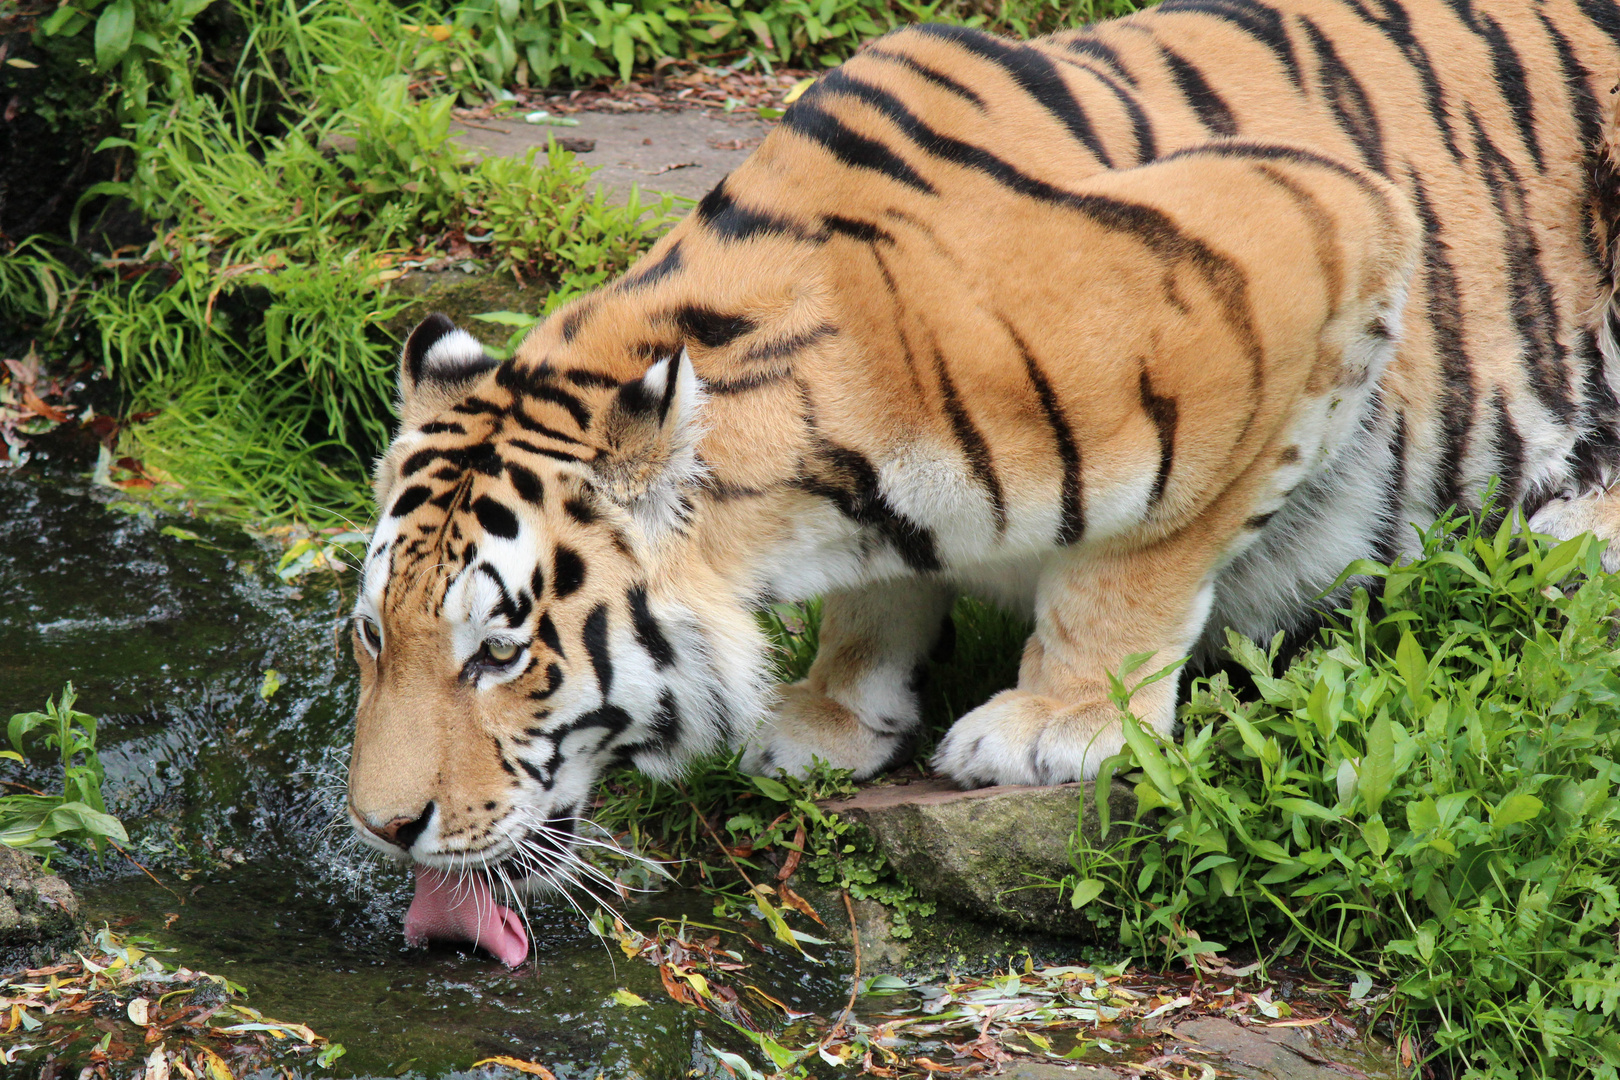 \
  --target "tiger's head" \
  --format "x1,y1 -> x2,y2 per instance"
345,313 -> 766,957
